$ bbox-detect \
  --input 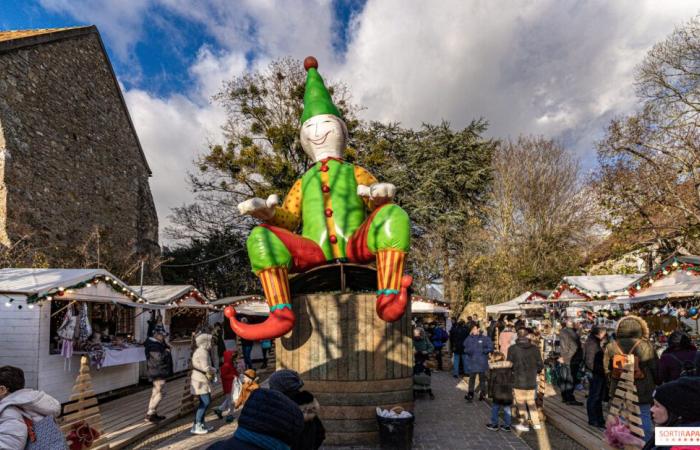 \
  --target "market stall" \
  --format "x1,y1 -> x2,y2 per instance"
485,291 -> 531,319
132,285 -> 212,374
0,268 -> 160,403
